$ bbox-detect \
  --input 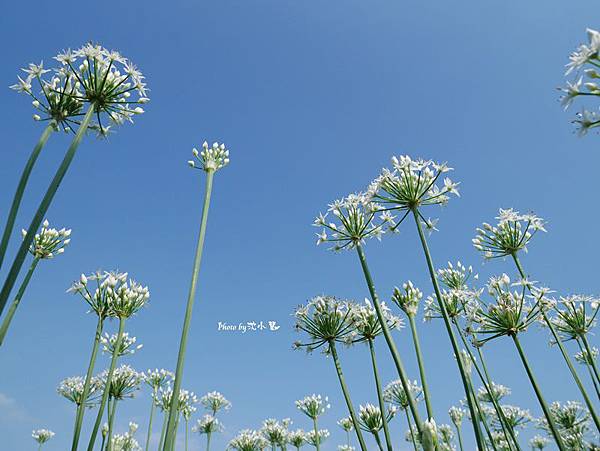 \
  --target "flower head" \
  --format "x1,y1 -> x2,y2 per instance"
228,429 -> 268,451
448,406 -> 465,427
57,375 -> 102,407
350,298 -> 403,341
539,401 -> 590,448
23,219 -> 71,259
392,281 -> 423,317
313,193 -> 386,251
142,369 -> 173,391
438,261 -> 478,291
67,270 -> 128,317
306,429 -> 330,447
575,346 -> 598,365
295,394 -> 330,419
294,296 -> 355,352
384,379 -> 422,410
106,277 -> 150,318
193,414 -> 223,435
551,295 -> 599,340
100,365 -> 141,400
189,141 -> 230,172
473,209 -> 546,259
367,155 -> 459,230
337,416 -> 354,432
32,429 -> 55,444
573,108 -> 600,136
476,382 -> 511,404
110,422 -> 141,451
489,405 -> 533,431
200,391 -> 231,415
101,332 -> 142,357
154,386 -> 198,419
287,429 -> 307,448
358,403 -> 397,433
261,419 -> 290,447
529,435 -> 550,450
